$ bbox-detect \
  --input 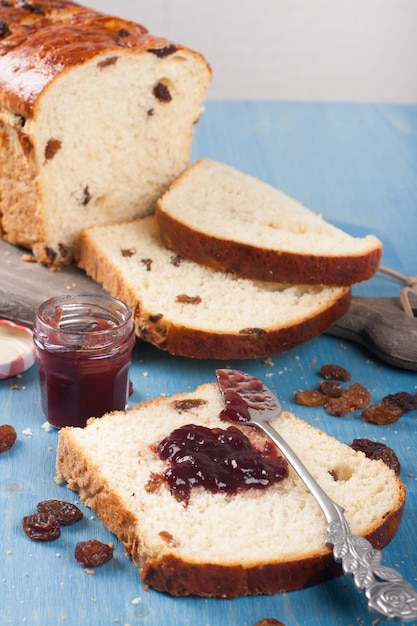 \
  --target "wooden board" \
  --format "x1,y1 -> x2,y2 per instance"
0,239 -> 104,327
